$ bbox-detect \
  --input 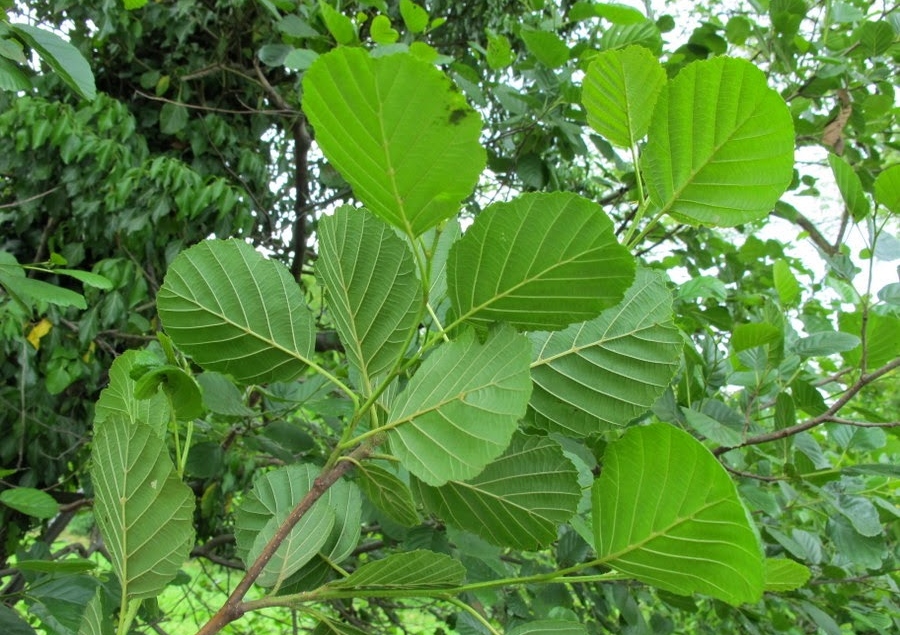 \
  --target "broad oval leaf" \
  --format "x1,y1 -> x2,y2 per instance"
386,325 -> 532,486
327,550 -> 465,590
642,57 -> 794,226
91,418 -> 194,600
583,45 -> 666,148
874,163 -> 900,214
413,433 -> 581,550
448,192 -> 635,331
302,48 -> 485,237
593,423 -> 764,605
317,207 -> 422,389
528,268 -> 681,436
234,464 -> 362,586
764,558 -> 811,592
157,239 -> 315,385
